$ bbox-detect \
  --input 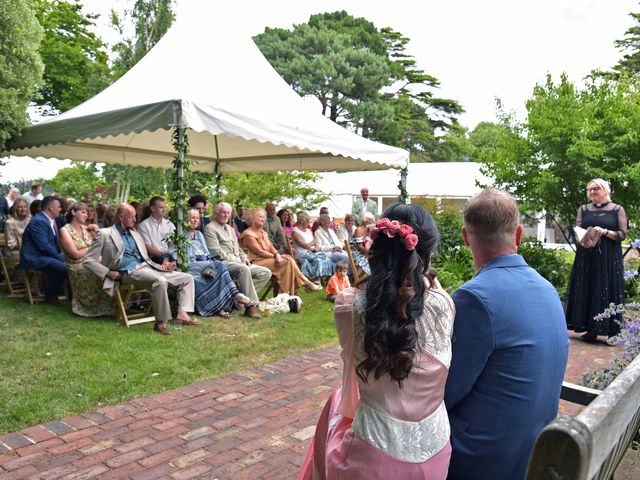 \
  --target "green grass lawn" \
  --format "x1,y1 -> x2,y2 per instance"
0,289 -> 337,434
